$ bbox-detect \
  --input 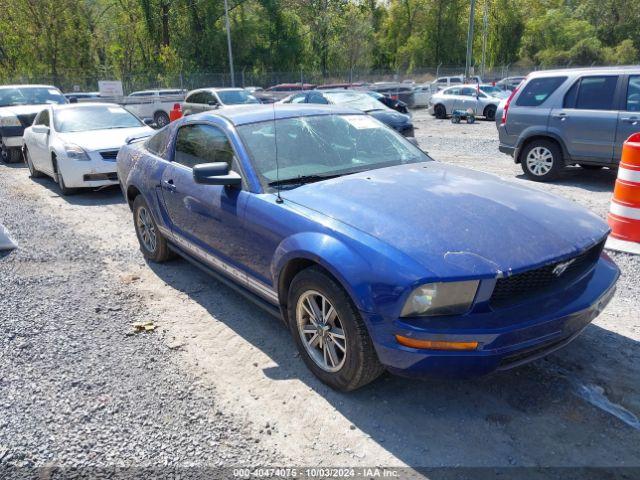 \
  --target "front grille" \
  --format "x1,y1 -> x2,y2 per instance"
83,172 -> 118,181
490,239 -> 605,309
17,113 -> 37,127
100,150 -> 119,160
